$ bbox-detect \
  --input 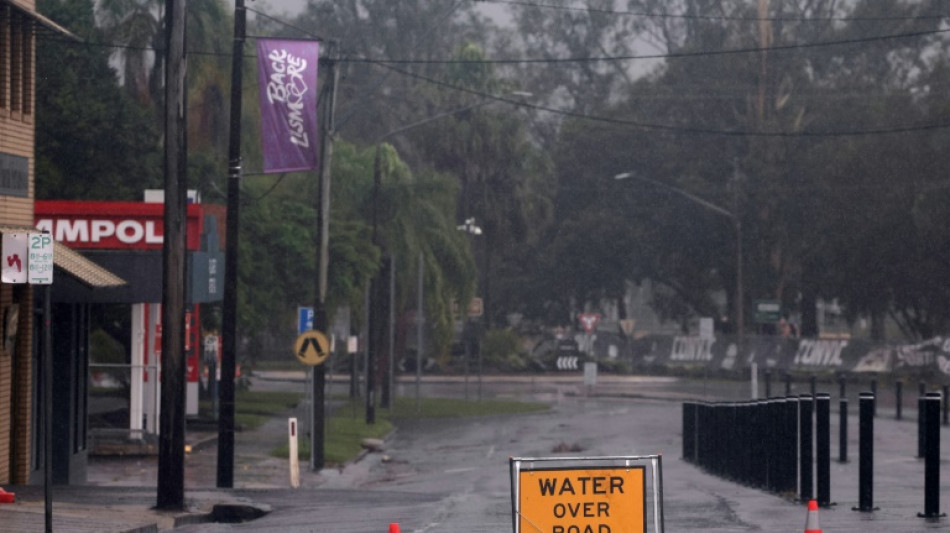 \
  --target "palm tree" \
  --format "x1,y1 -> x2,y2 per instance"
97,0 -> 163,105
